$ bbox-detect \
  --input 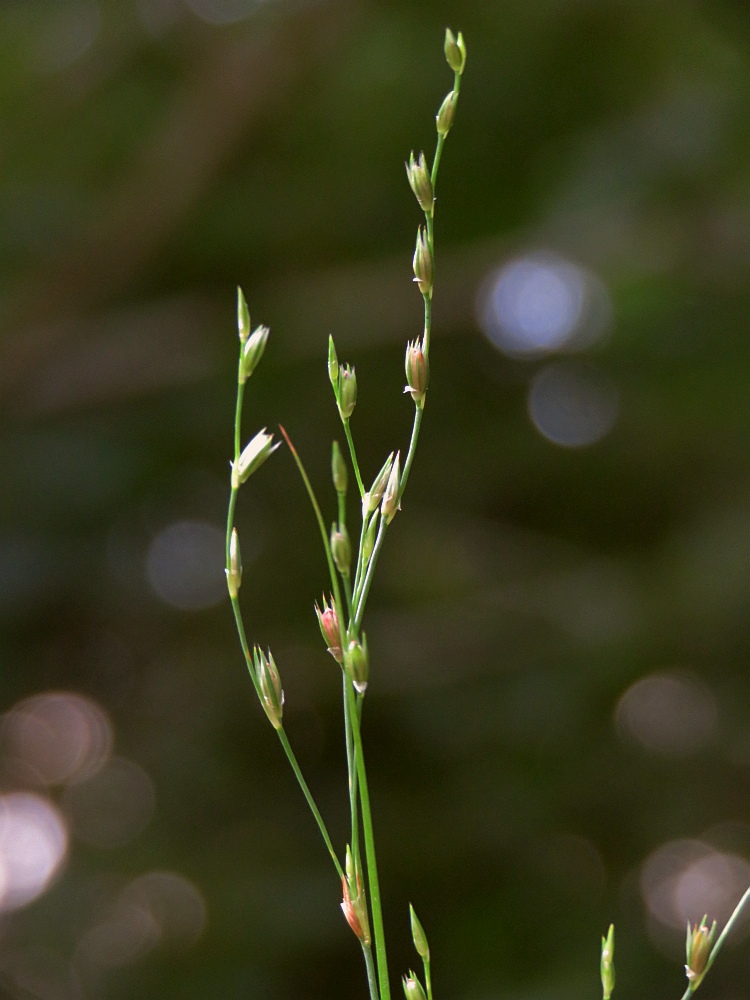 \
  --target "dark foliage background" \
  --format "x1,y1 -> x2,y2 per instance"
2,1 -> 750,998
